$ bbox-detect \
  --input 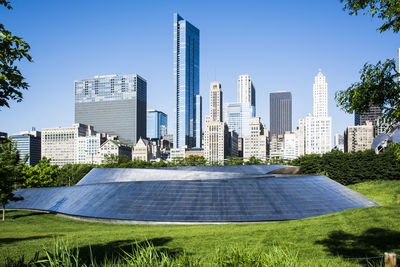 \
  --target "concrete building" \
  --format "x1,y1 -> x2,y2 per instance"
270,91 -> 292,136
75,74 -> 147,146
169,148 -> 185,161
204,82 -> 229,162
96,139 -> 132,164
11,130 -> 41,166
344,121 -> 375,152
298,70 -> 332,155
41,123 -> 95,166
76,133 -> 110,164
132,137 -> 152,161
269,134 -> 284,160
237,74 -> 256,115
174,13 -> 202,149
283,131 -> 300,160
147,110 -> 167,139
243,117 -> 269,161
